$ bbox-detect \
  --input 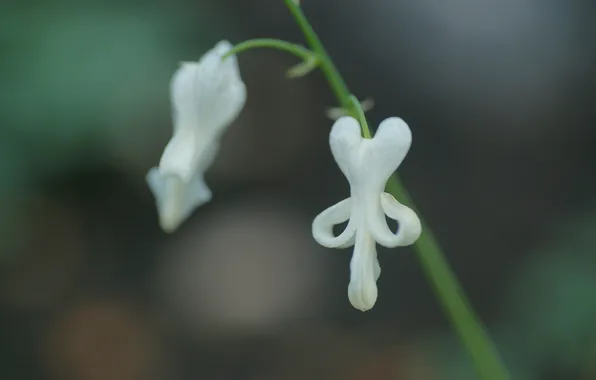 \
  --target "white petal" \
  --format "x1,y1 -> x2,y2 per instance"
213,40 -> 234,55
327,117 -> 413,201
146,168 -> 212,233
368,192 -> 421,247
170,40 -> 246,136
148,41 -> 245,232
312,198 -> 356,248
363,117 -> 412,182
194,138 -> 221,173
329,116 -> 362,182
374,254 -> 381,280
348,230 -> 379,311
158,128 -> 198,183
